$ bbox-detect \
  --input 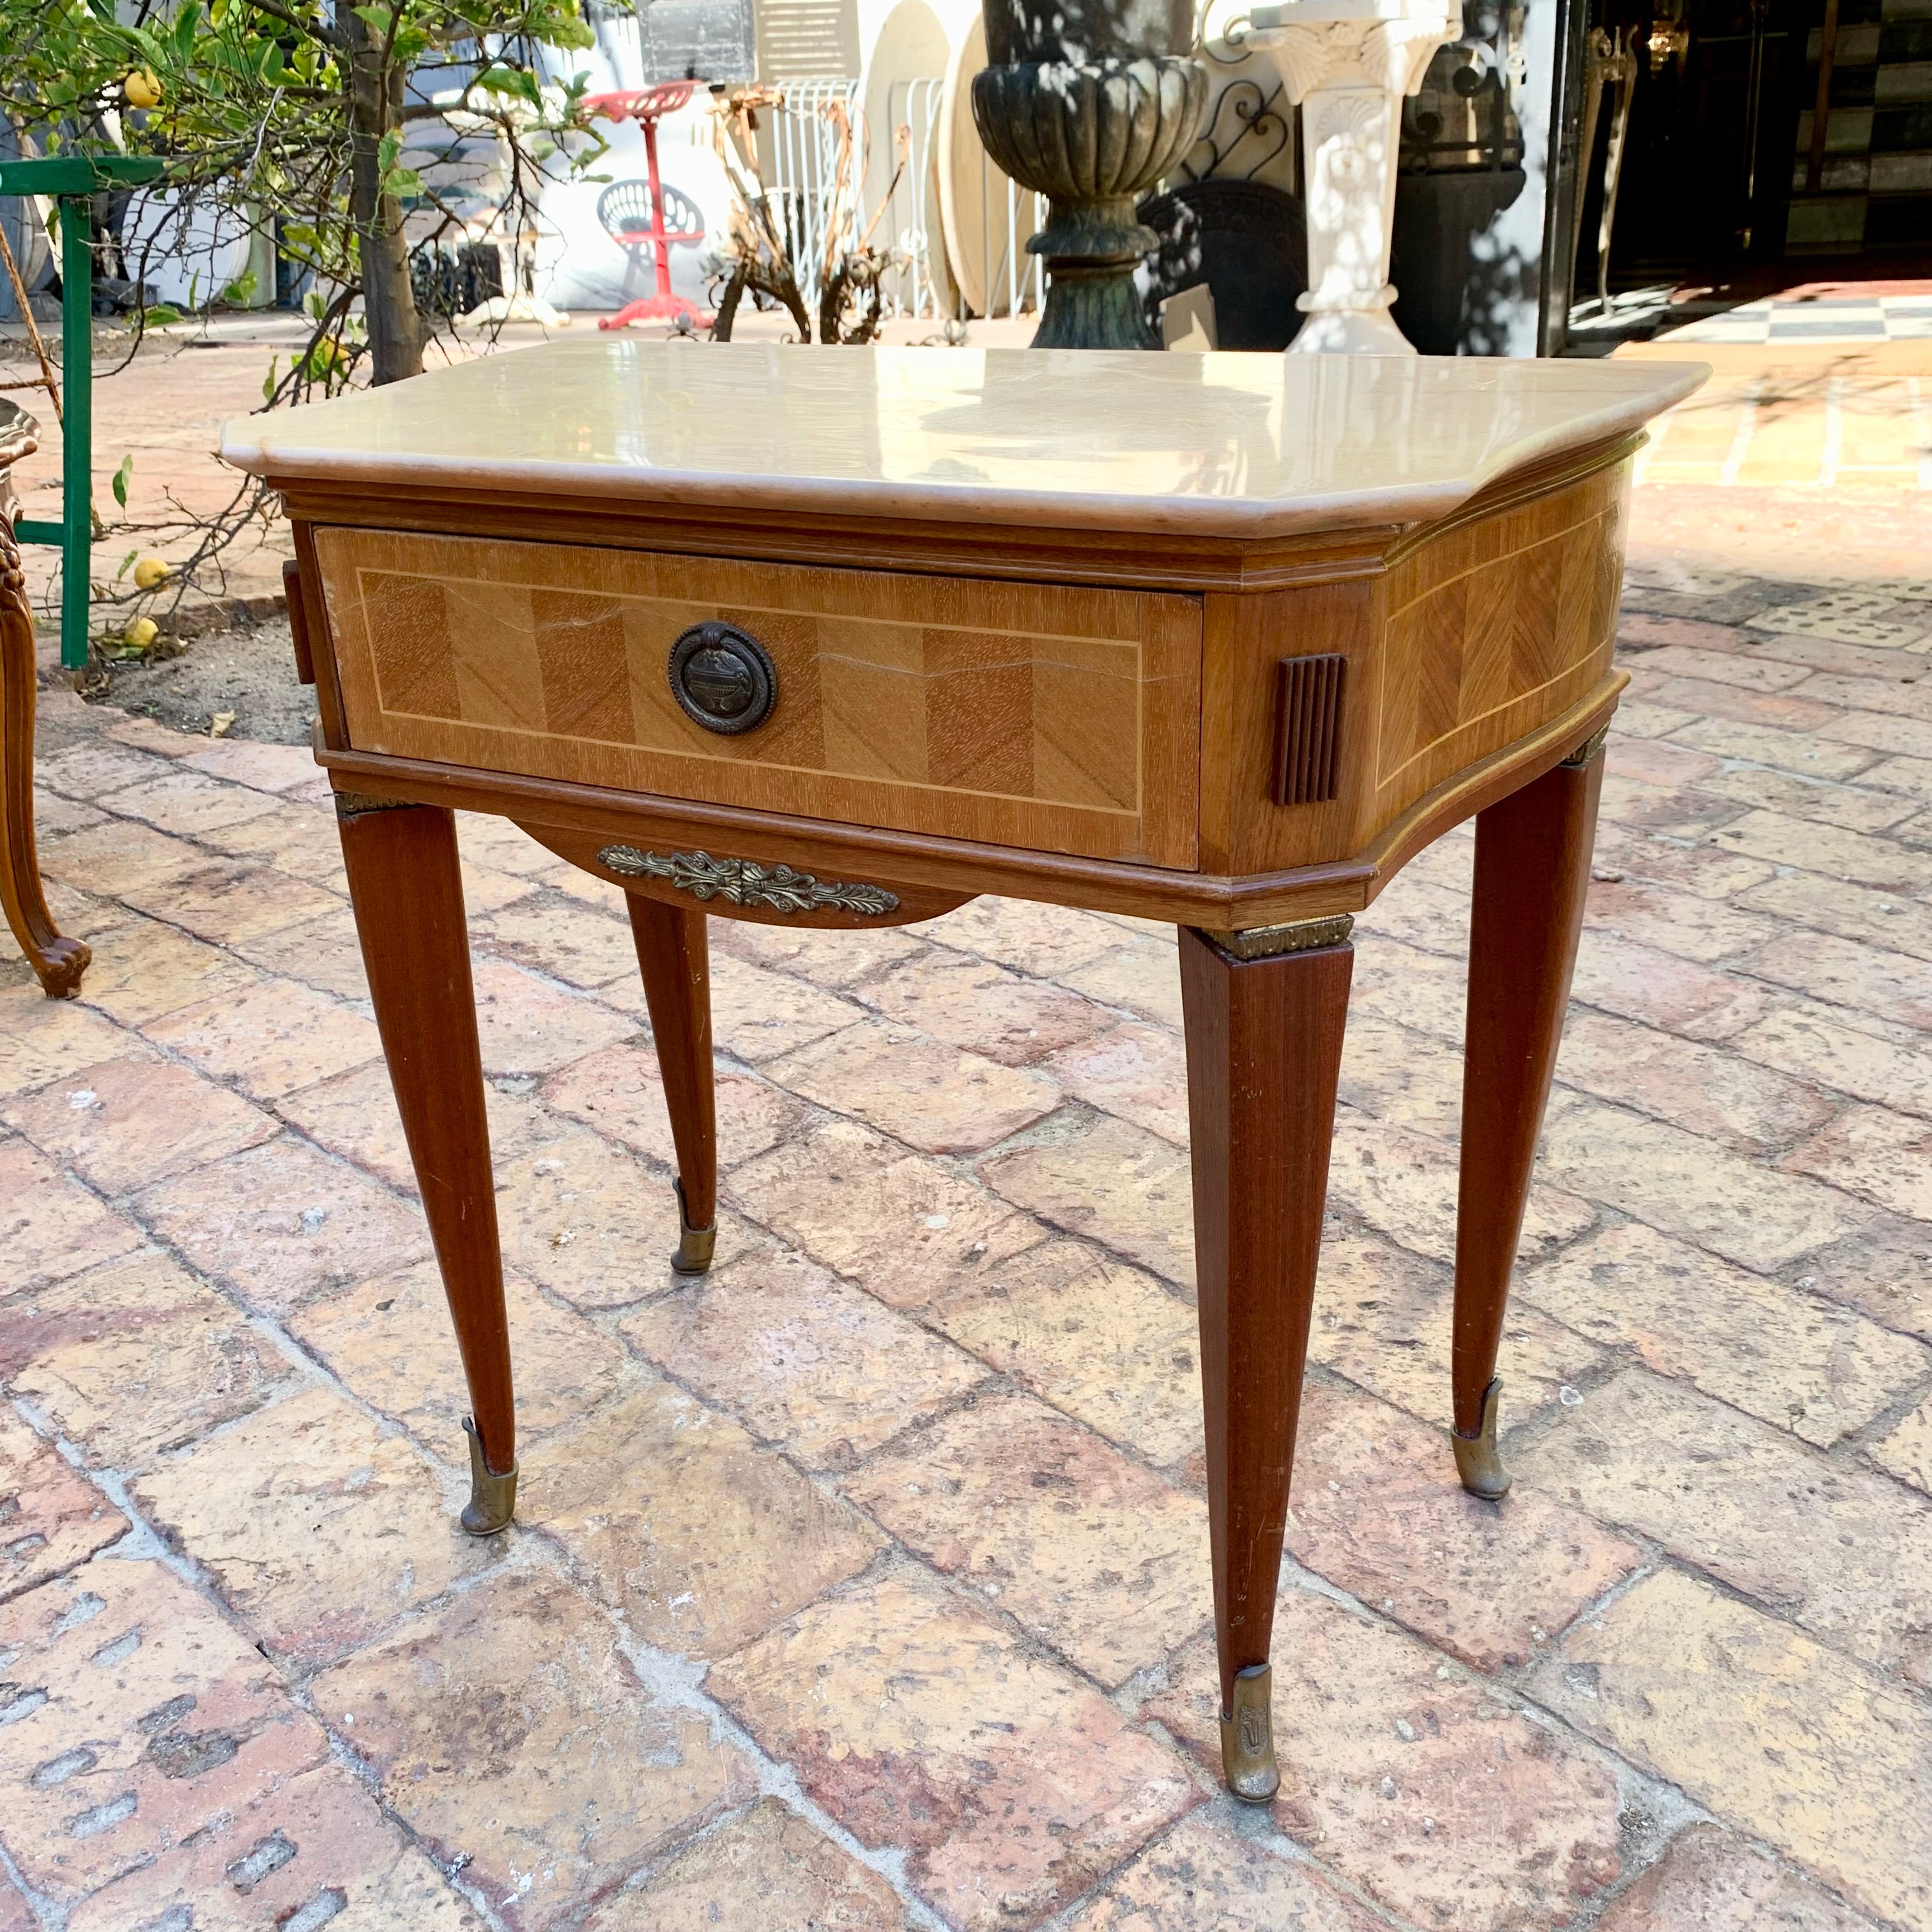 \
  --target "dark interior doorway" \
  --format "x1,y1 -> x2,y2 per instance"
1578,0 -> 1809,287
1571,0 -> 1932,301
